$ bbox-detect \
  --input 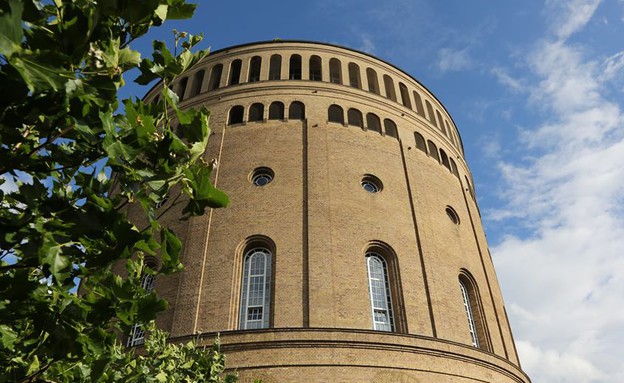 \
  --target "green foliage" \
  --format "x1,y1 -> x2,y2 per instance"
0,0 -> 230,382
